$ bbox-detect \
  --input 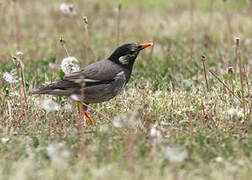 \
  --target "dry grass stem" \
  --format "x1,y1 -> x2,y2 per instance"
189,0 -> 194,63
116,1 -> 122,46
13,0 -> 19,48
